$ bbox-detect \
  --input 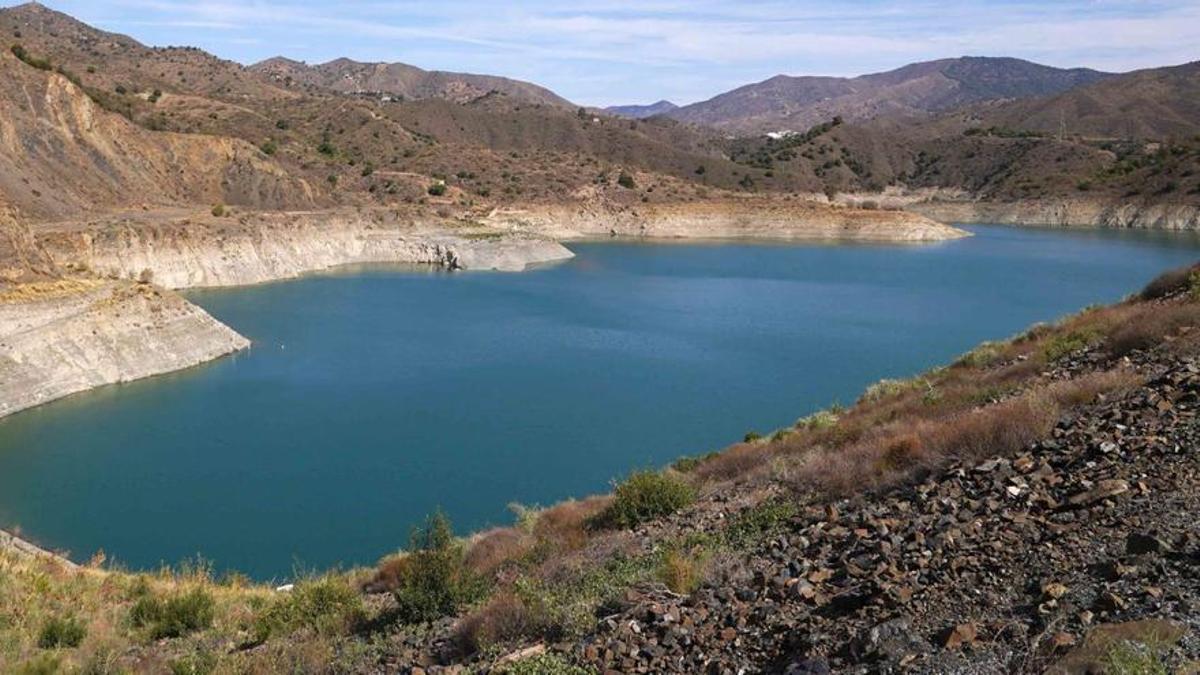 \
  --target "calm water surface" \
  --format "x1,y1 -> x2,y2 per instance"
1,225 -> 1198,578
